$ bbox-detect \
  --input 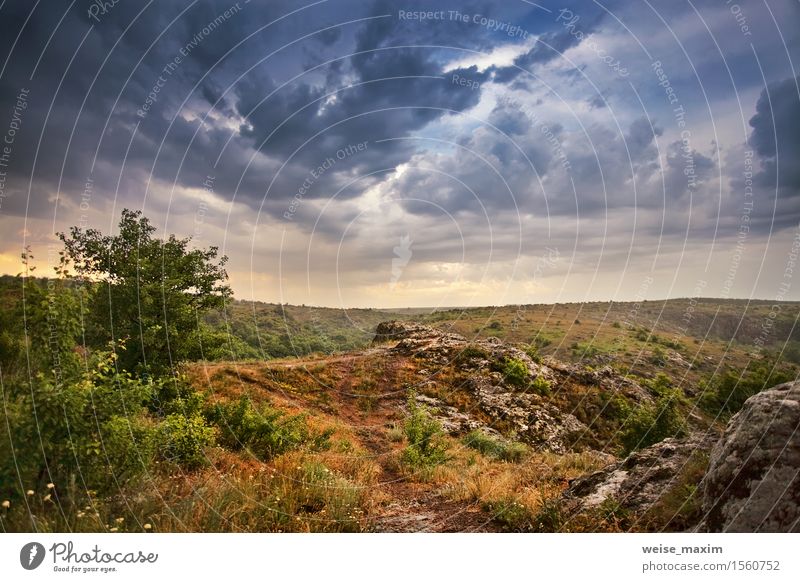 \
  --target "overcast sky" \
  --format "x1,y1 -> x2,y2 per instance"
0,0 -> 798,307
